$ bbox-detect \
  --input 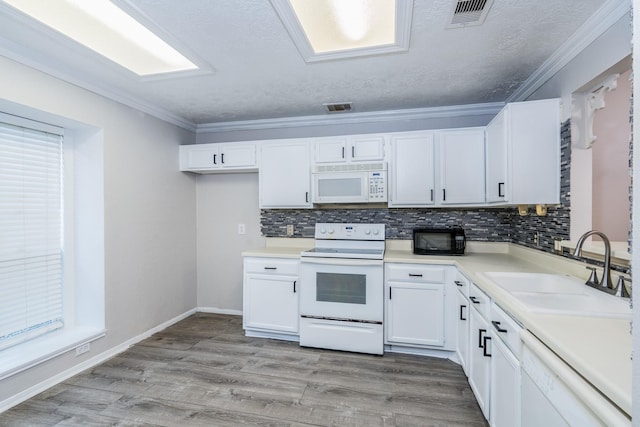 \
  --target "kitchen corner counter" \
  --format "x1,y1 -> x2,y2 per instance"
386,243 -> 632,417
243,239 -> 631,418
